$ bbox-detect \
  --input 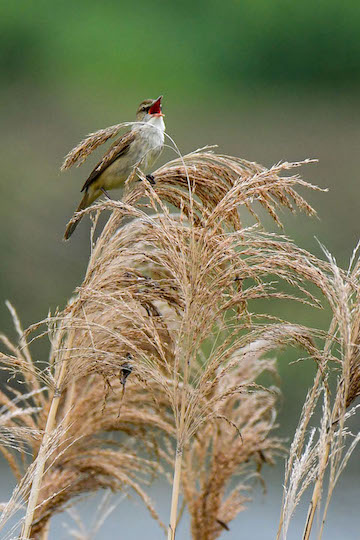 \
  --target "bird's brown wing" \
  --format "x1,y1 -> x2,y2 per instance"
81,130 -> 136,192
